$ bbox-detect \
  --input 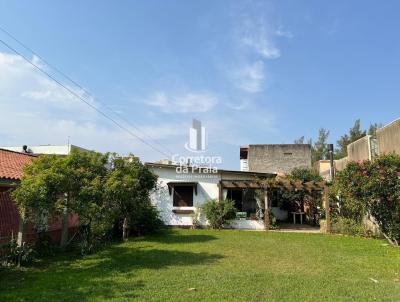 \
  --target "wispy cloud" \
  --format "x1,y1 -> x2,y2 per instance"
228,2 -> 289,95
275,26 -> 294,39
0,52 -> 183,159
238,18 -> 281,59
232,60 -> 265,93
145,91 -> 218,113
